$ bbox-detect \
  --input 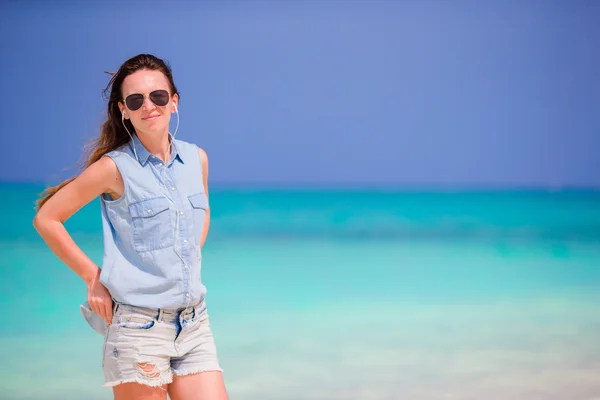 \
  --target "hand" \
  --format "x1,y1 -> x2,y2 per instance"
87,272 -> 113,325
